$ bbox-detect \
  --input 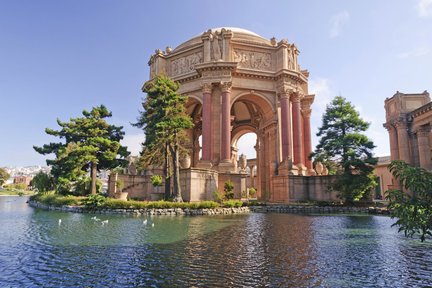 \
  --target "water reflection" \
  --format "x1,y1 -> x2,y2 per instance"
0,196 -> 431,287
